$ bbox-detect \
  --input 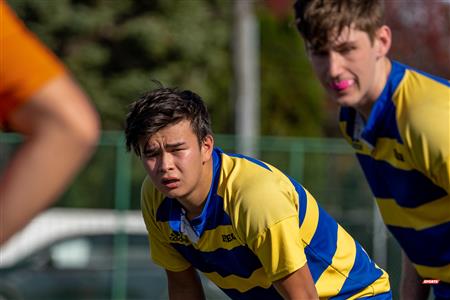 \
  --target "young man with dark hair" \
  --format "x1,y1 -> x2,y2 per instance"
294,1 -> 450,299
125,87 -> 391,299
